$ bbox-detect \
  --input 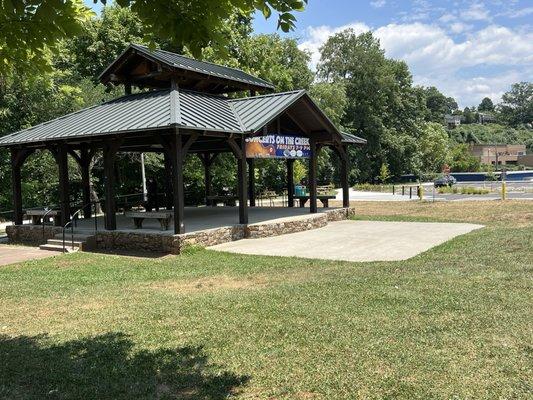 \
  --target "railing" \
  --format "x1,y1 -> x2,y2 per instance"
61,201 -> 100,253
